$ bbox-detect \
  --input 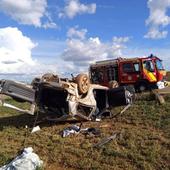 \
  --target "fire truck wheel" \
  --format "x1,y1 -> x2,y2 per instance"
138,82 -> 148,92
109,80 -> 119,88
75,74 -> 90,94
